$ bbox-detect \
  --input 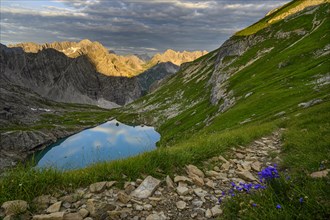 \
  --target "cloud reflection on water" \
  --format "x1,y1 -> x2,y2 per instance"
35,119 -> 160,170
